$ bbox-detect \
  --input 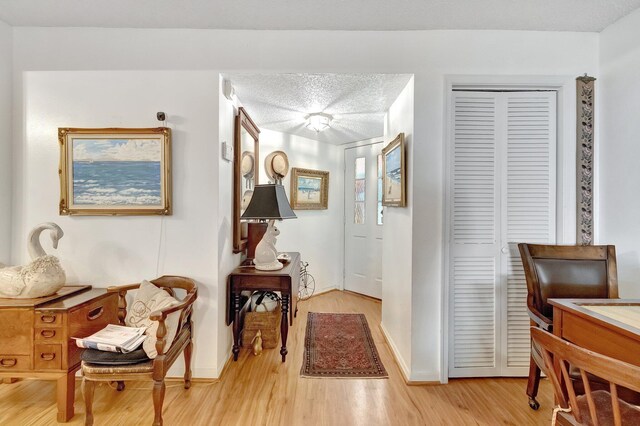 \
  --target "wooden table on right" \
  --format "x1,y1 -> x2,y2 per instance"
549,298 -> 640,366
